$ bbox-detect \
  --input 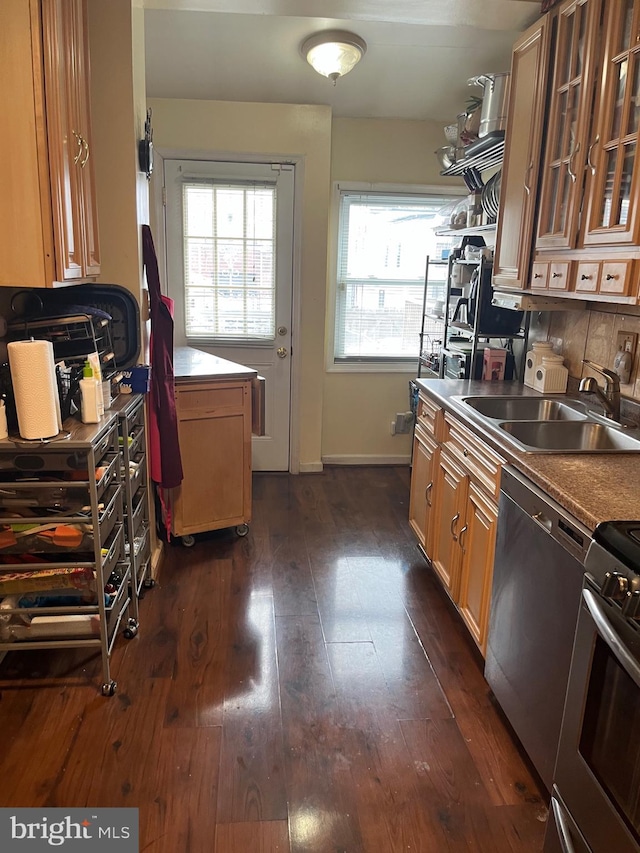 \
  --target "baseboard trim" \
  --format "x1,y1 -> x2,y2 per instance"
298,462 -> 324,473
321,454 -> 411,466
